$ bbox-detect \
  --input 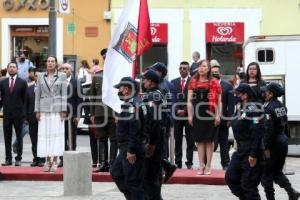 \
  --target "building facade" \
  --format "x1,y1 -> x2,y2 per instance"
0,0 -> 111,70
112,0 -> 300,79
